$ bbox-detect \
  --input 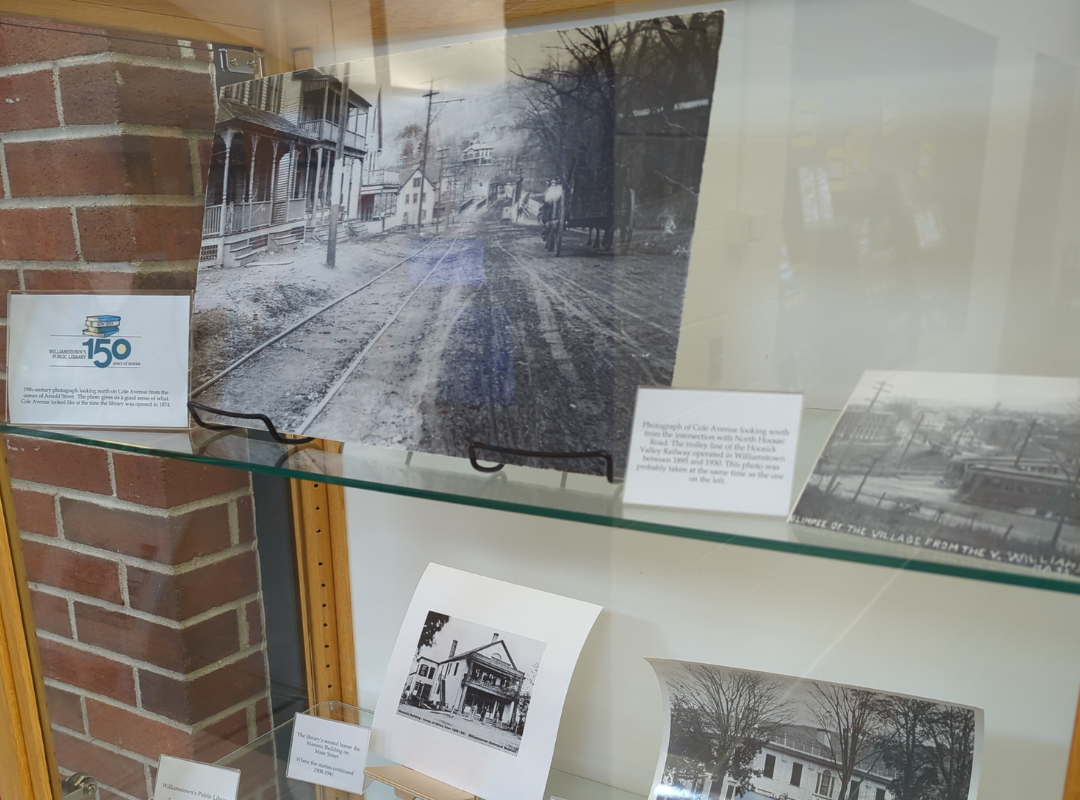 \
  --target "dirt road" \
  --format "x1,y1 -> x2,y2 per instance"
193,214 -> 689,473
